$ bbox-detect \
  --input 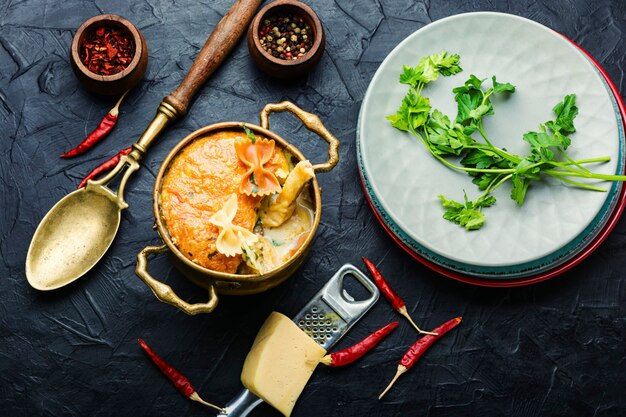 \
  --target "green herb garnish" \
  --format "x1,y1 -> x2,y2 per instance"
249,172 -> 259,194
243,123 -> 256,144
388,52 -> 626,230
